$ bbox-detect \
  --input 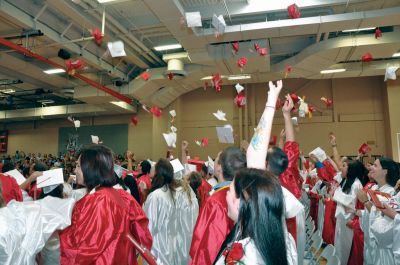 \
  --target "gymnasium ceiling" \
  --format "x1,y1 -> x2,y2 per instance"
0,0 -> 399,120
